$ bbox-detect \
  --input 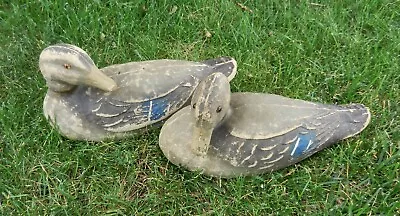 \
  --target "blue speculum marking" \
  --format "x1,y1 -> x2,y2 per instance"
290,132 -> 317,158
141,100 -> 151,113
139,96 -> 171,122
149,98 -> 169,121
